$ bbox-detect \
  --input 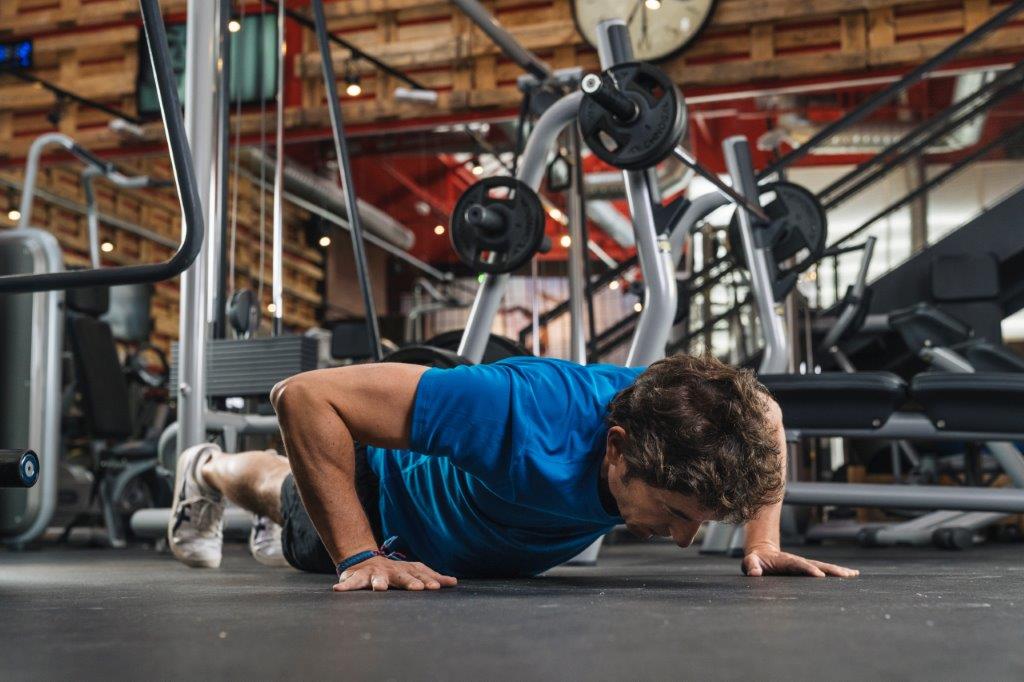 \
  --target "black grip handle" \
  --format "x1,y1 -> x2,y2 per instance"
69,143 -> 115,175
0,450 -> 39,488
466,204 -> 506,233
581,72 -> 637,122
0,0 -> 204,294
